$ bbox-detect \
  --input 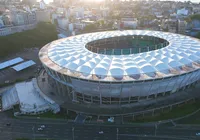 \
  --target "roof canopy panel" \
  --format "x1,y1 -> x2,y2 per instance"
38,30 -> 200,81
12,60 -> 36,72
125,67 -> 140,75
141,64 -> 156,73
0,57 -> 24,70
